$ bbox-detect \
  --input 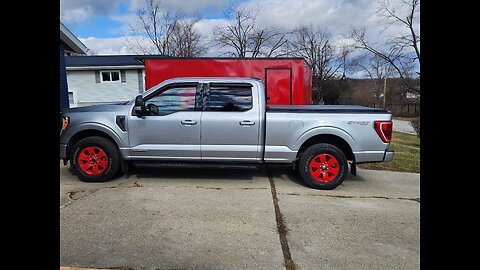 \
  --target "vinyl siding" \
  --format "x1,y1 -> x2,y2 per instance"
59,41 -> 70,109
67,69 -> 145,106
